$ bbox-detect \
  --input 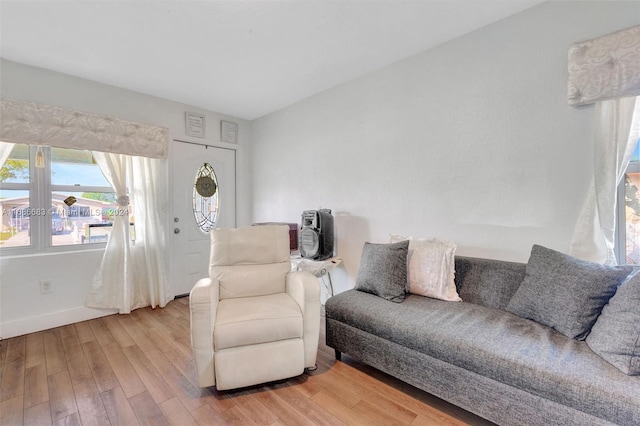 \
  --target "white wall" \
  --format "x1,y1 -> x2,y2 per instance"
0,59 -> 252,338
251,1 -> 640,293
